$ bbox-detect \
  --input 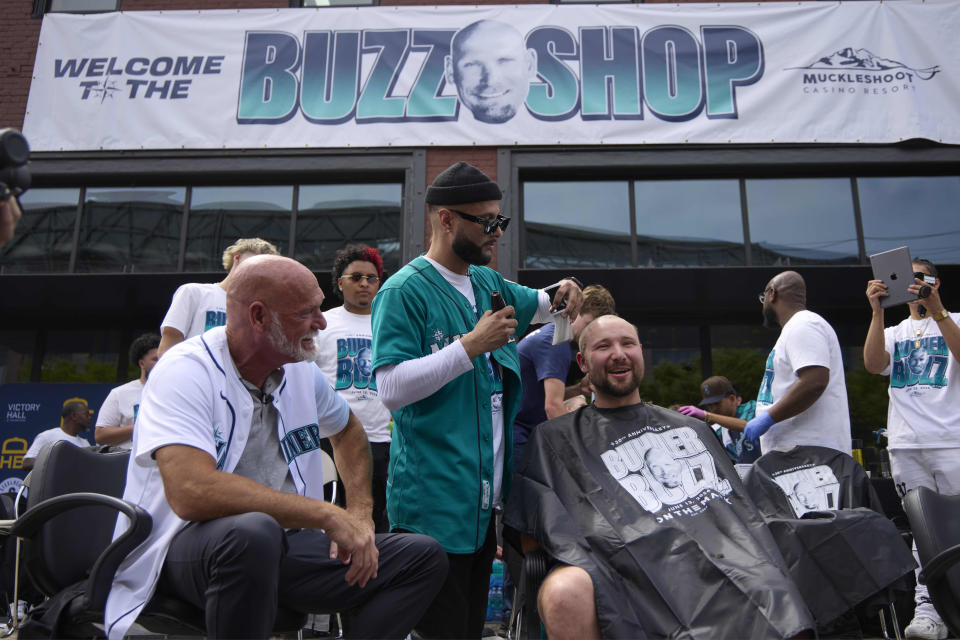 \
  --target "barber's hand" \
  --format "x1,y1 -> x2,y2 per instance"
744,413 -> 776,445
461,307 -> 517,359
677,405 -> 706,420
551,279 -> 583,320
578,376 -> 593,396
0,197 -> 22,248
325,508 -> 379,588
865,279 -> 888,313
